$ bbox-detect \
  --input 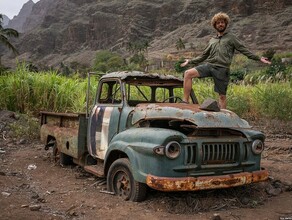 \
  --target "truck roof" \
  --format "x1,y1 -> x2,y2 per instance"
100,71 -> 183,83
